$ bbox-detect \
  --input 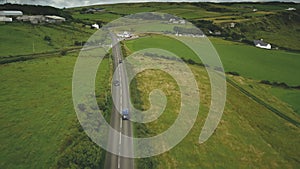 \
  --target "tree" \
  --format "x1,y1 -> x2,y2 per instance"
44,35 -> 51,42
